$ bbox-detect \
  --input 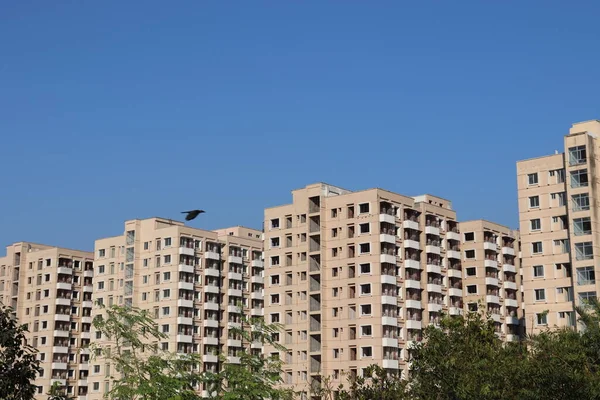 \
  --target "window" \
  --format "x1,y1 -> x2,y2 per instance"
550,168 -> 566,183
163,272 -> 171,281
532,242 -> 543,254
575,242 -> 593,260
359,203 -> 370,214
528,173 -> 538,185
359,284 -> 371,295
572,193 -> 590,211
533,265 -> 544,278
466,285 -> 477,294
464,232 -> 475,241
569,145 -> 587,166
97,265 -> 105,274
577,267 -> 595,286
529,196 -> 540,208
579,291 -> 597,305
270,256 -> 280,266
162,289 -> 170,298
97,281 -> 104,290
466,267 -> 476,277
535,289 -> 546,301
360,325 -> 372,337
98,249 -> 105,258
270,294 -> 280,304
530,219 -> 541,231
573,217 -> 592,236
270,275 -> 280,285
465,250 -> 475,259
143,242 -> 149,250
93,382 -> 100,391
270,218 -> 280,229
359,243 -> 371,254
162,324 -> 169,333
164,255 -> 171,264
571,169 -> 589,188
359,223 -> 370,234
536,313 -> 547,325
360,304 -> 372,316
359,263 -> 371,275
361,346 -> 373,358
162,307 -> 170,316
